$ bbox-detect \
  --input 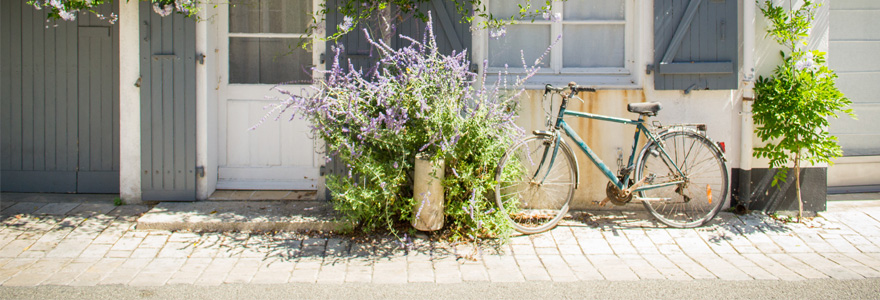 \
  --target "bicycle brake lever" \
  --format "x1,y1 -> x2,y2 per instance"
572,95 -> 585,104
